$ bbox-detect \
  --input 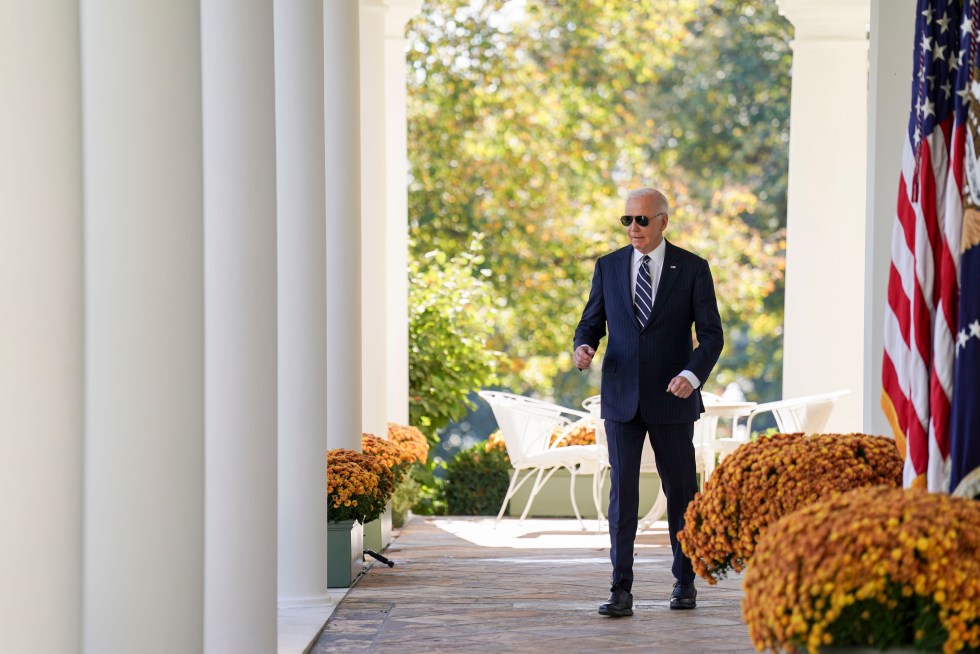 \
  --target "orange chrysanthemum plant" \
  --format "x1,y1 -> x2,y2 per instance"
385,423 -> 431,527
484,429 -> 507,455
362,433 -> 410,486
327,448 -> 394,525
743,486 -> 980,654
386,422 -> 430,466
679,433 -> 903,583
548,422 -> 597,447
